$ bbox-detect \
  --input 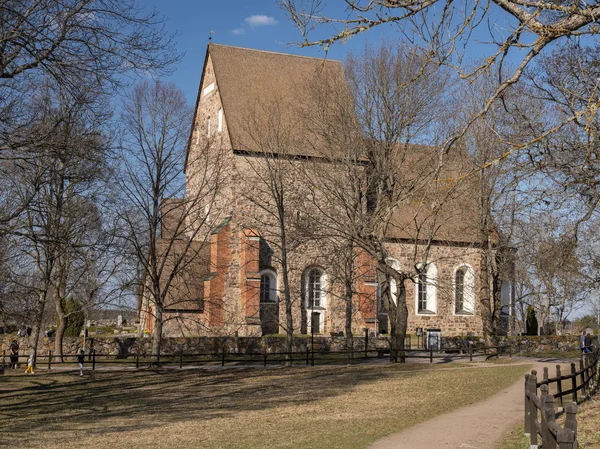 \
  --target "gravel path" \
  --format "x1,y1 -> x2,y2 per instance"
367,359 -> 574,449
